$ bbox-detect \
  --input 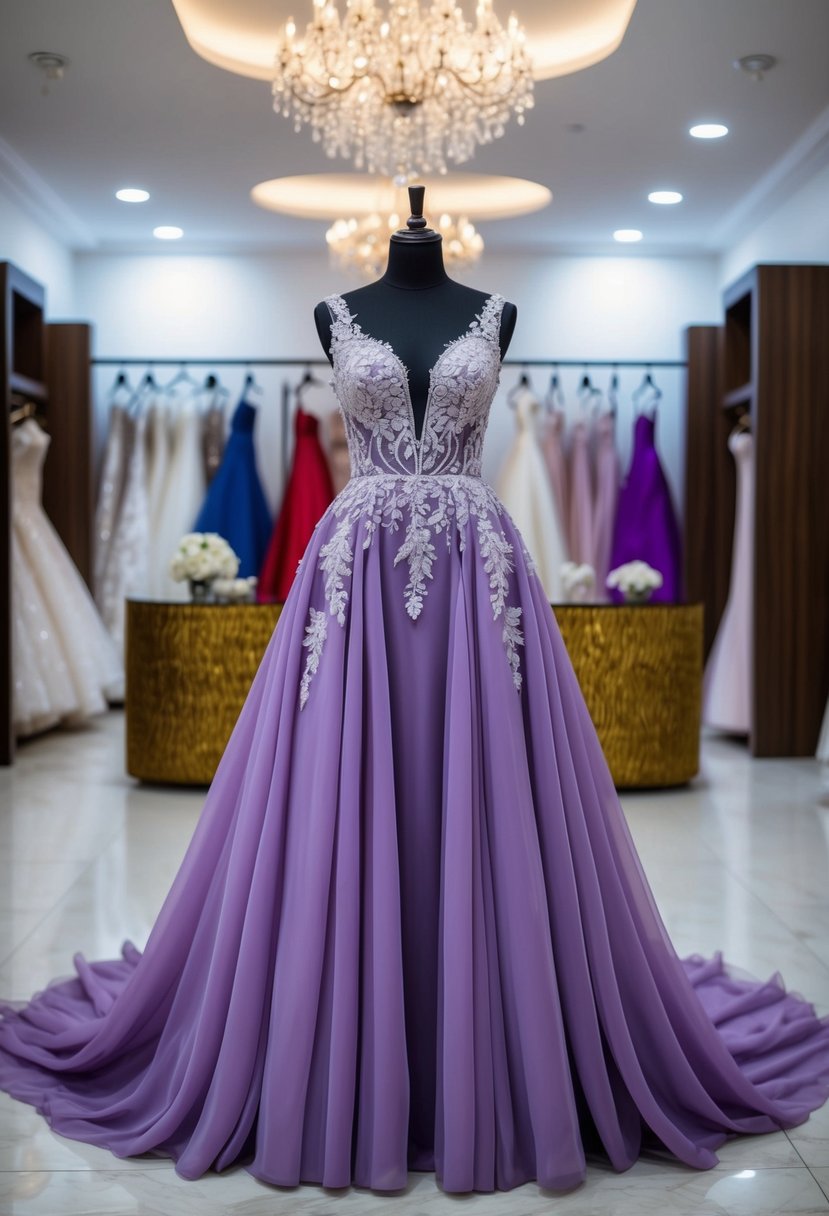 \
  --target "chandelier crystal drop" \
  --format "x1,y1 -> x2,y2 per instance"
272,0 -> 534,176
326,210 -> 484,279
